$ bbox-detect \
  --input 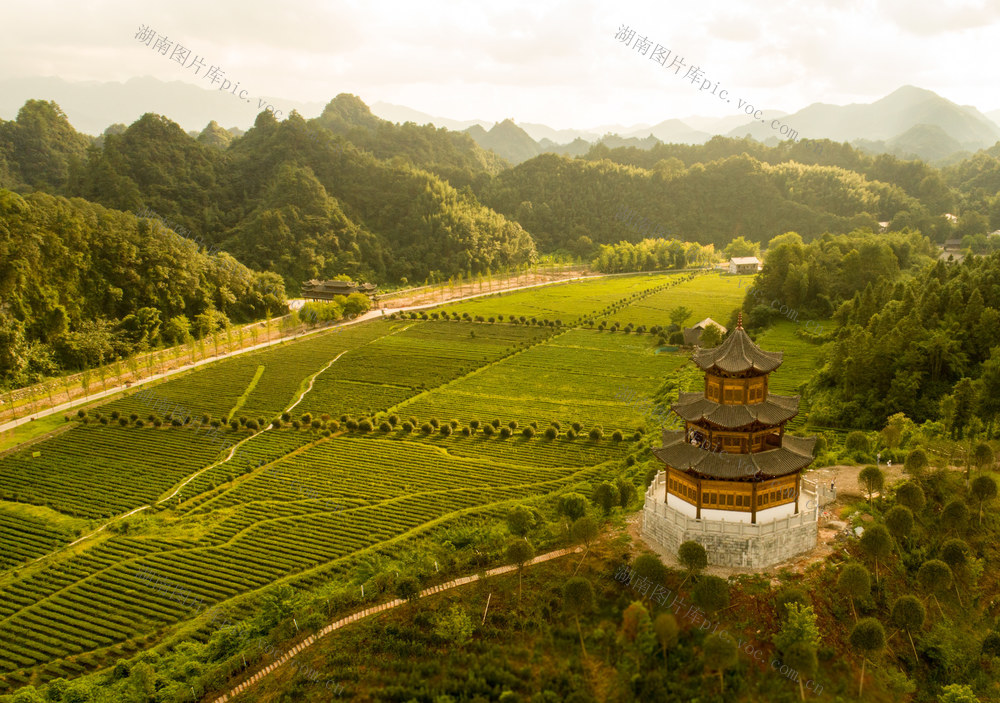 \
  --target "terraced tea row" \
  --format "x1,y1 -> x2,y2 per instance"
431,273 -> 673,322
104,322 -> 392,422
294,321 -> 554,417
0,512 -> 73,571
601,271 -> 751,328
399,328 -> 689,430
0,427 -> 230,519
194,435 -> 569,515
0,474 -> 596,681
